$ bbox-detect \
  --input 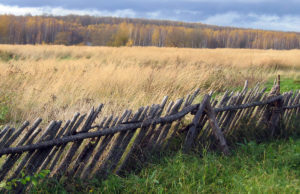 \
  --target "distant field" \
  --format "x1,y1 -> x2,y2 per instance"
0,45 -> 299,124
